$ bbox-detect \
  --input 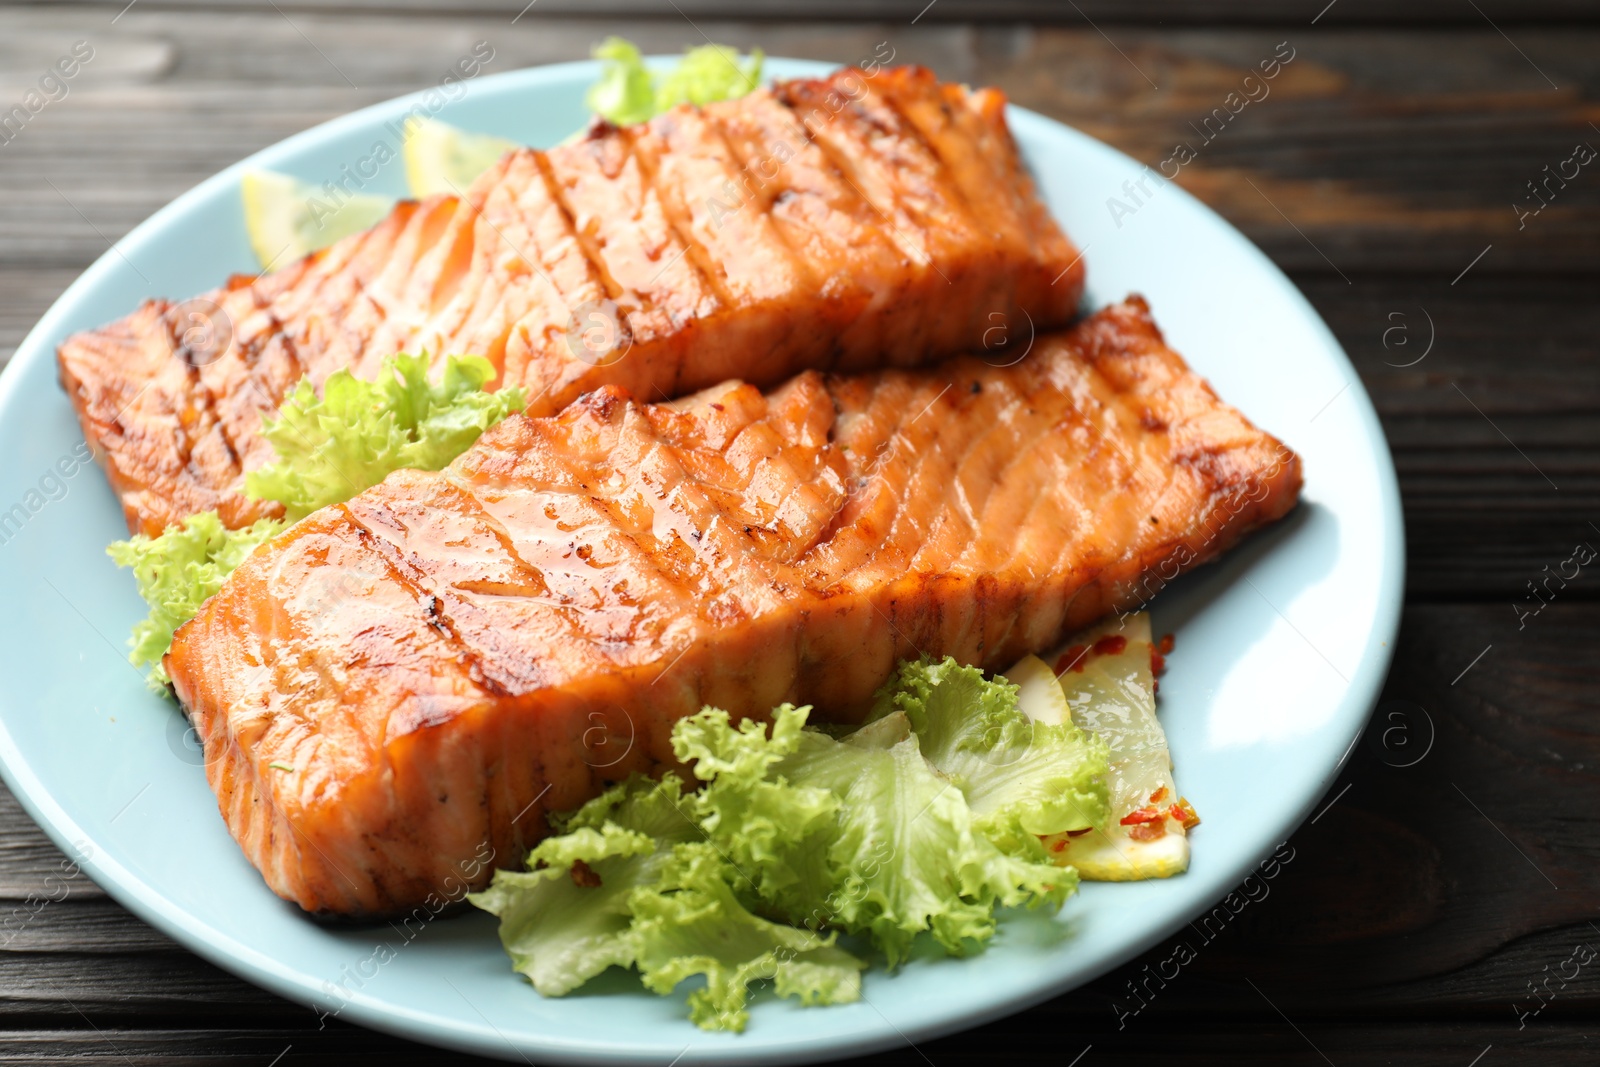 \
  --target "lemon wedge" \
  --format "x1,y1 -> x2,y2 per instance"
1053,823 -> 1191,881
1007,611 -> 1196,881
403,117 -> 519,198
240,170 -> 394,272
1006,653 -> 1072,726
